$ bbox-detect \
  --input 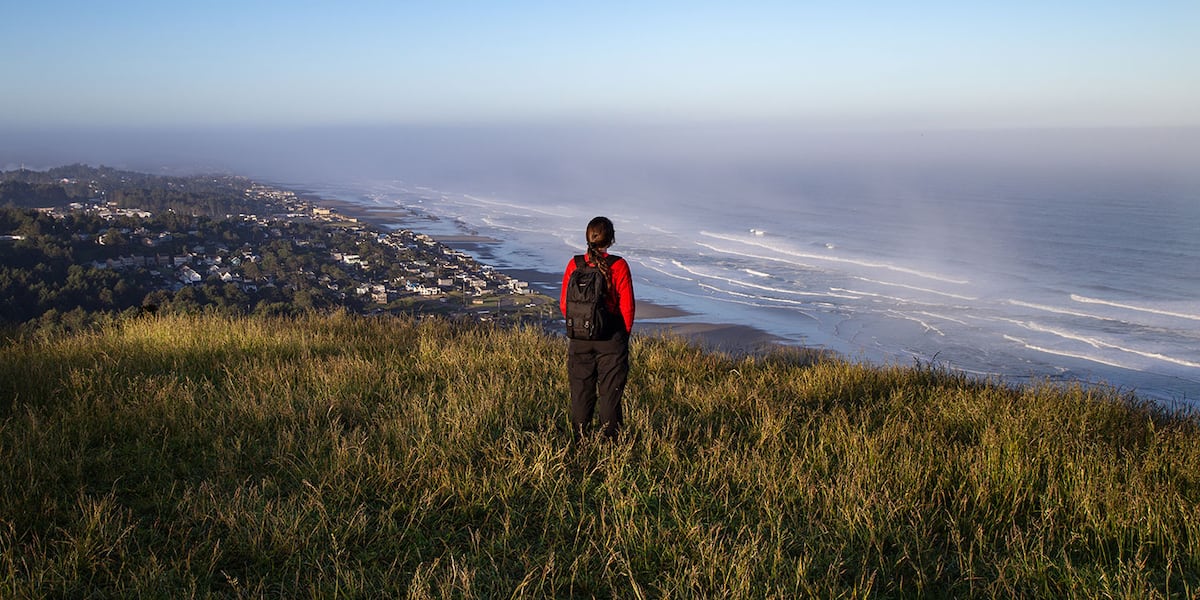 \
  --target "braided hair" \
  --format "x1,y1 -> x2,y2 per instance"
585,216 -> 615,279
